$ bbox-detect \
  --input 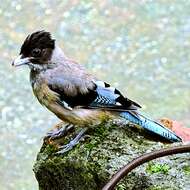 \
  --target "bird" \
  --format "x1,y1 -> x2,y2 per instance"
12,30 -> 182,153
